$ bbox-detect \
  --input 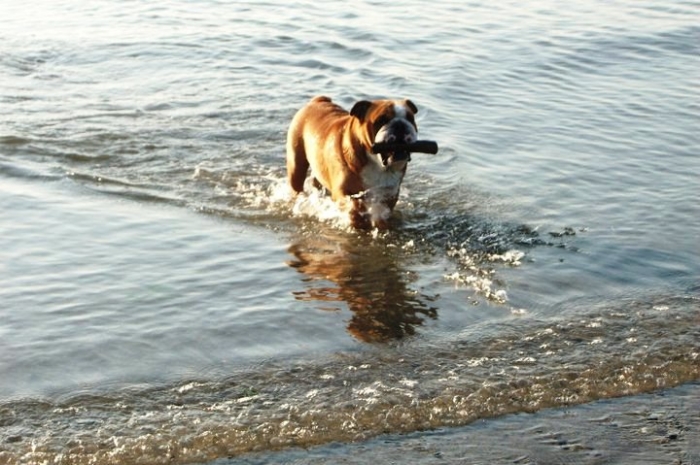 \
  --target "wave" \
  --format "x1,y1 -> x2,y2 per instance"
2,294 -> 697,464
